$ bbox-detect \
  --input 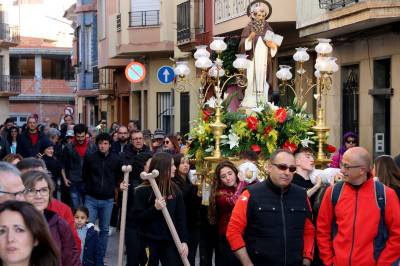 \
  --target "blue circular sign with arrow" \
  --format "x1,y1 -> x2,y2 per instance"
157,66 -> 175,84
